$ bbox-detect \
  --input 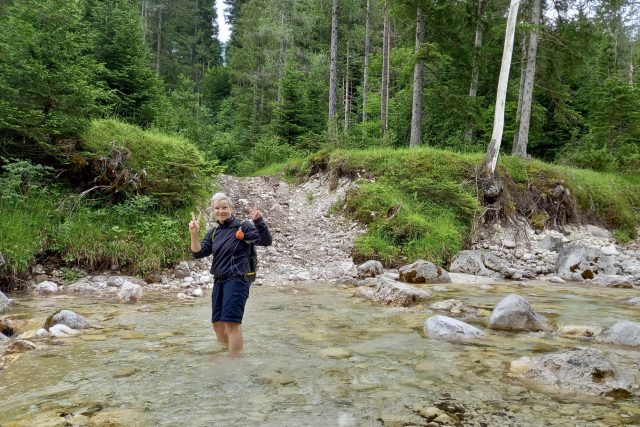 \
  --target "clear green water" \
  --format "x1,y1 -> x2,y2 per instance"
1,281 -> 639,426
